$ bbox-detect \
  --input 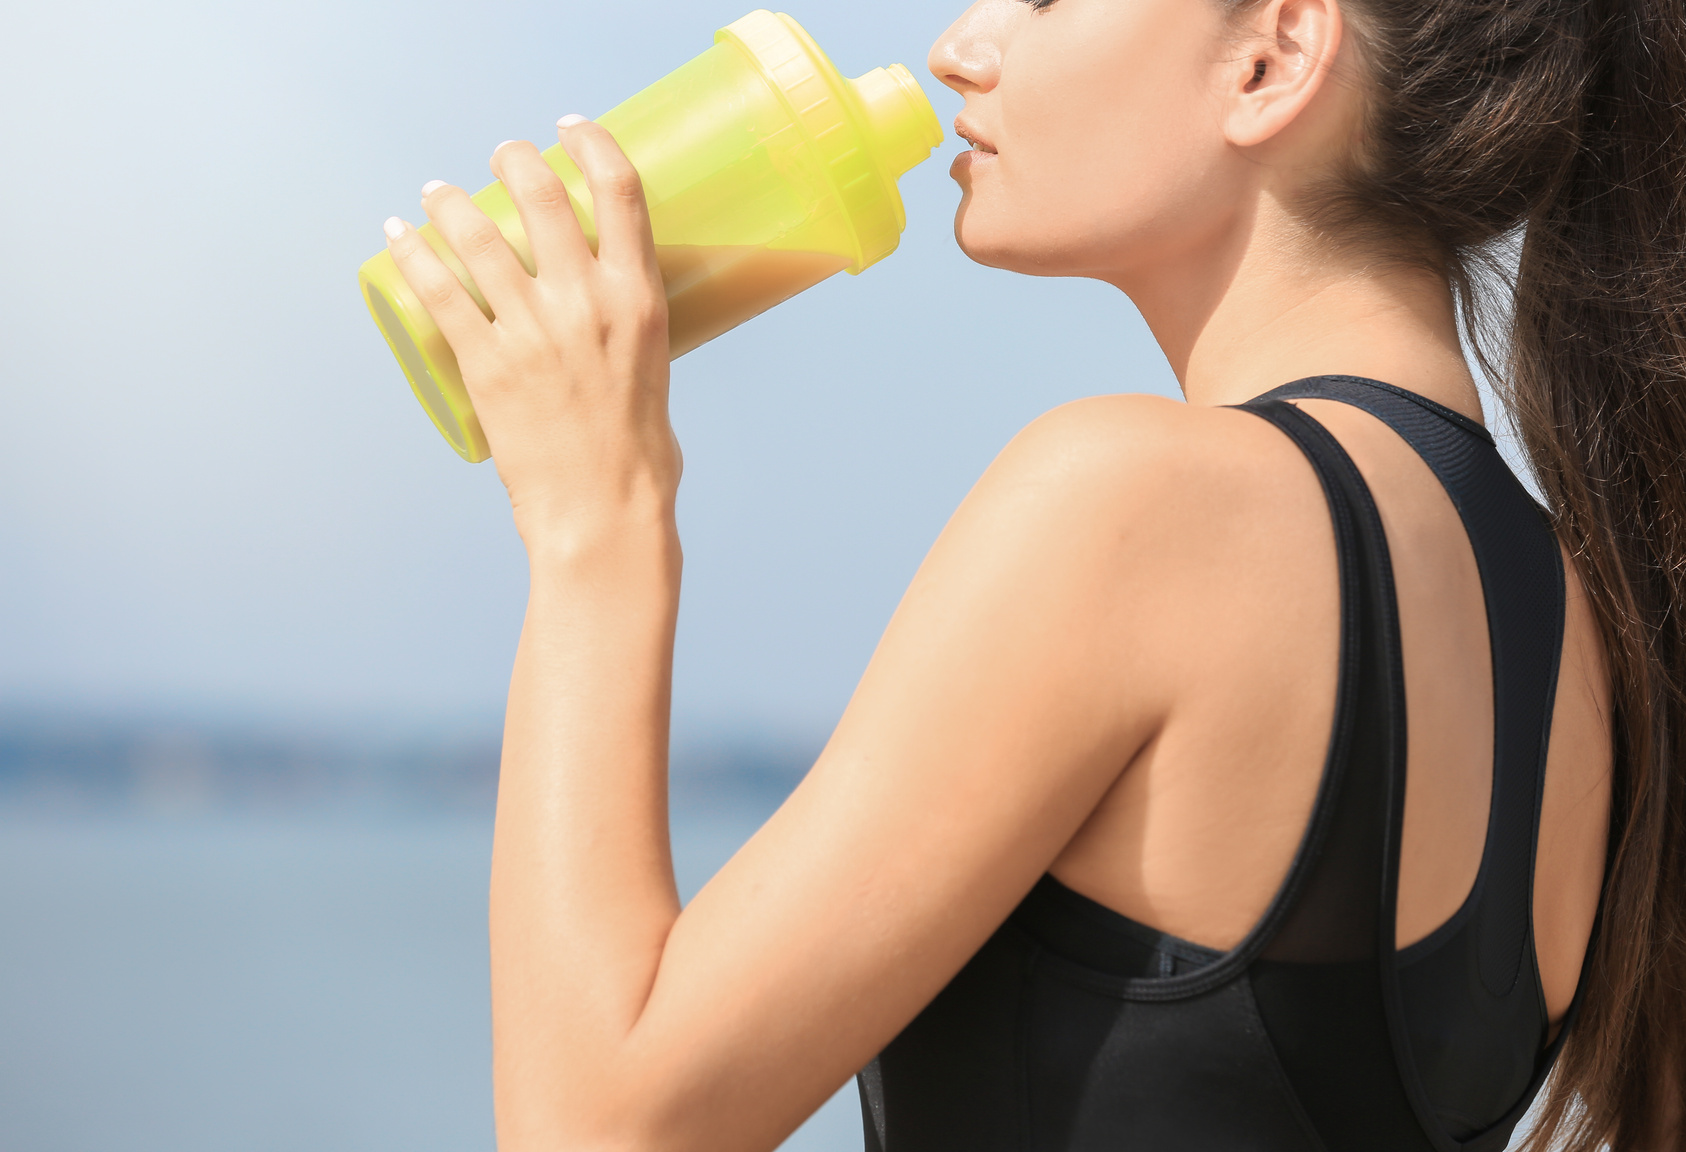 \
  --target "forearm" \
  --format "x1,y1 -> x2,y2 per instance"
490,507 -> 684,1146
